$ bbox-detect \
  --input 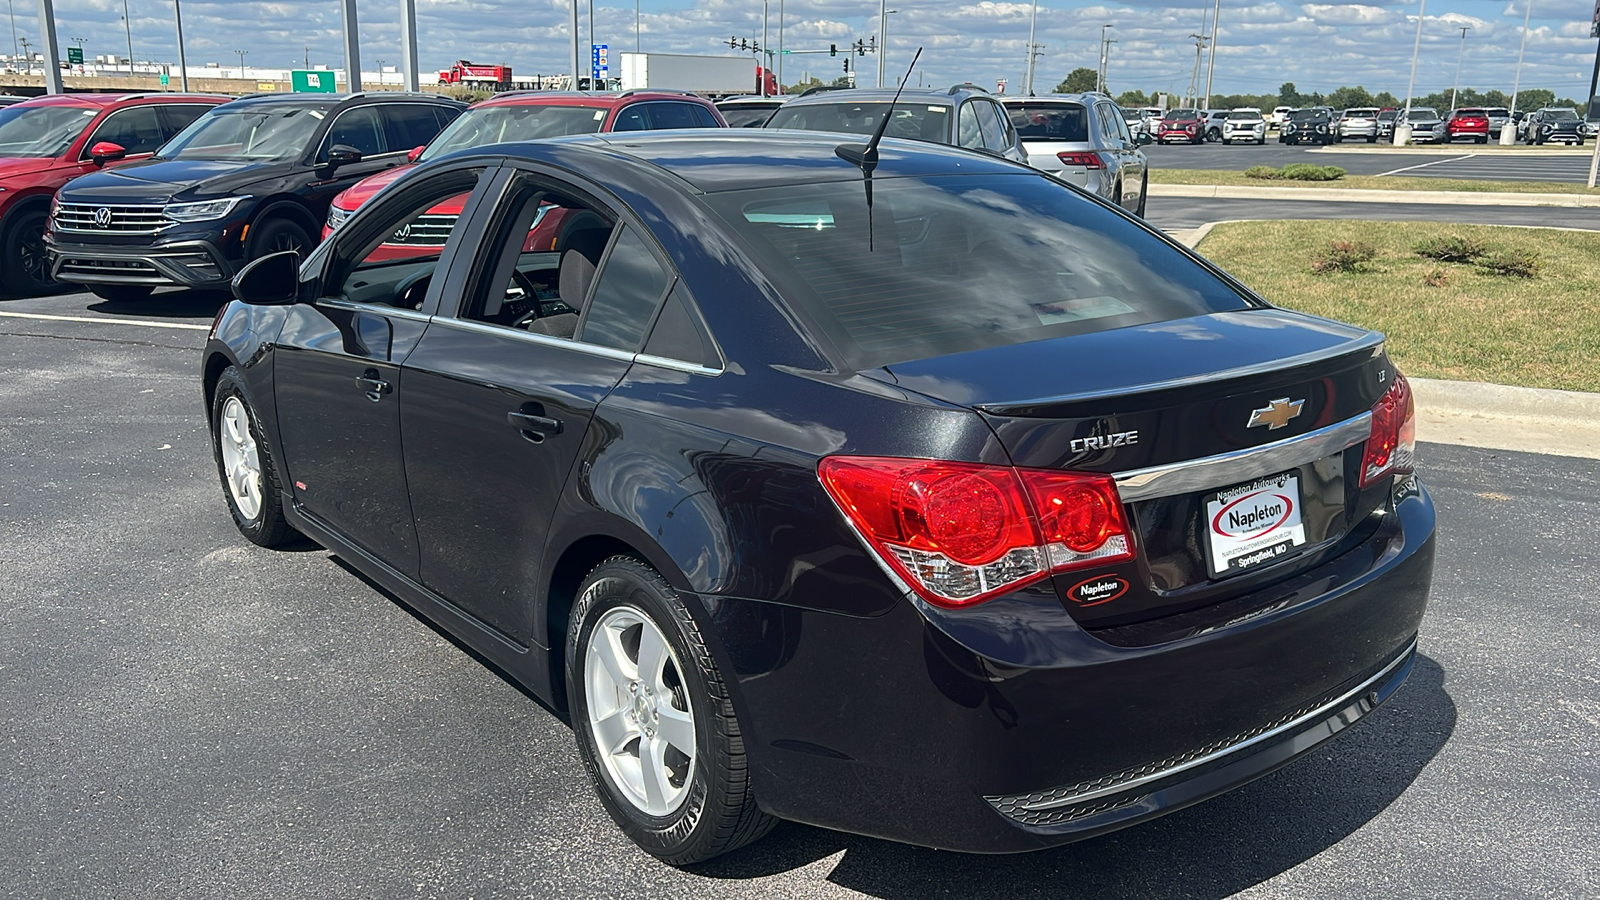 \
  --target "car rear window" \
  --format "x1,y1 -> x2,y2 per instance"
1226,111 -> 1261,120
421,104 -> 608,160
1456,109 -> 1487,117
767,102 -> 951,144
704,174 -> 1252,369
